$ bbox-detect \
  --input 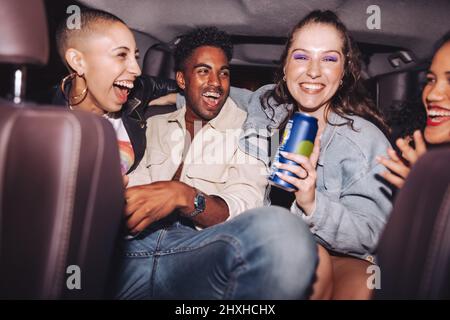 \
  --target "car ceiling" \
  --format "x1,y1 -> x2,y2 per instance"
79,0 -> 450,74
